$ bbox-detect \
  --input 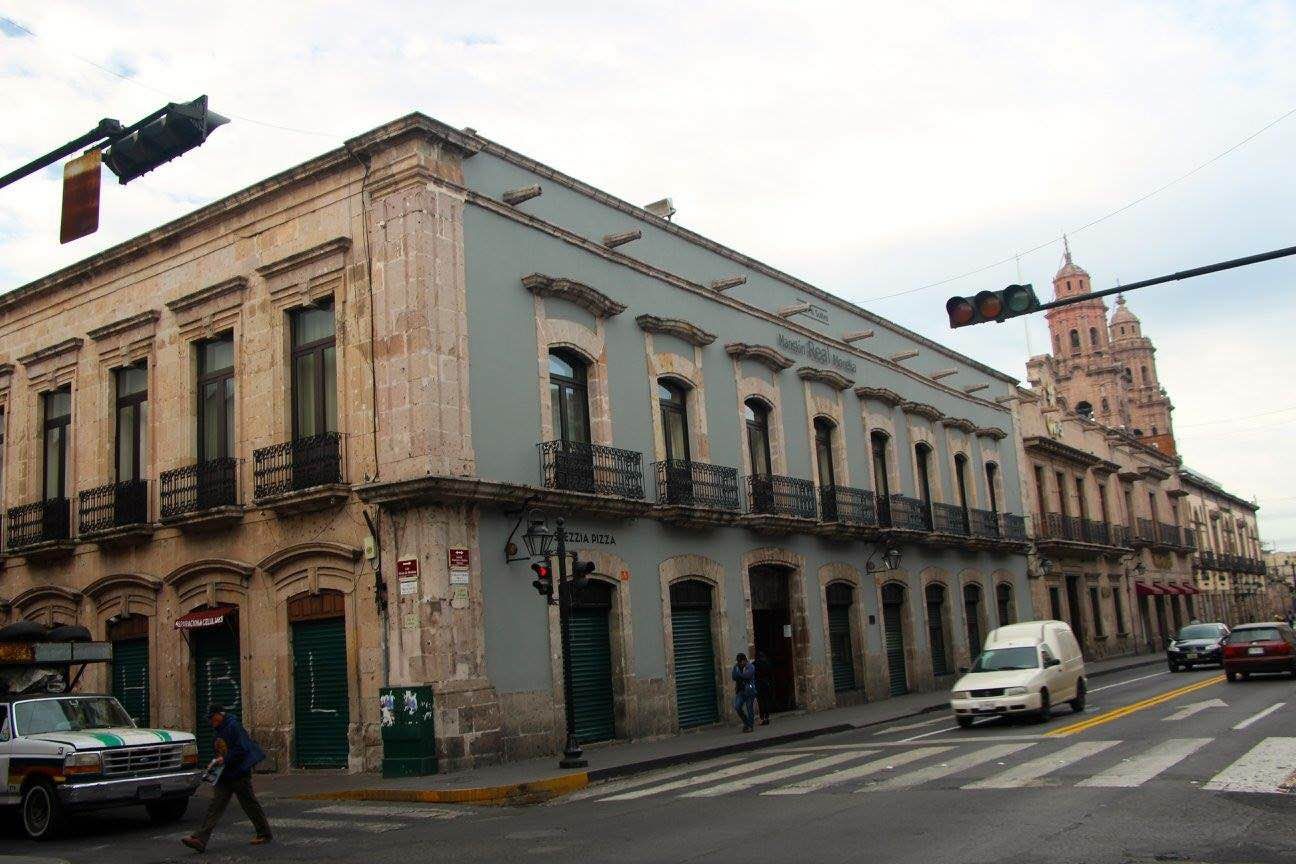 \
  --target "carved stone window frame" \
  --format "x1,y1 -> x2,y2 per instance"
639,318 -> 712,464
167,277 -> 247,467
531,280 -> 621,447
